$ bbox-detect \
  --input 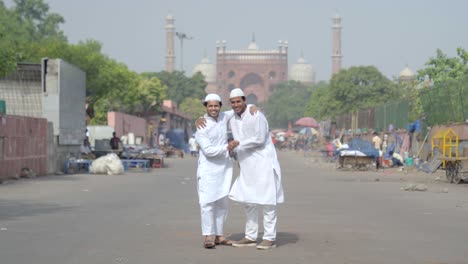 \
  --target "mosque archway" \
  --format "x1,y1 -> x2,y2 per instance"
240,73 -> 264,90
246,93 -> 258,105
